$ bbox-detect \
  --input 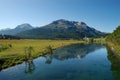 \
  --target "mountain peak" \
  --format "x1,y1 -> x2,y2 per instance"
0,23 -> 34,35
52,19 -> 69,24
15,23 -> 33,29
52,19 -> 87,25
45,19 -> 88,29
76,22 -> 87,26
56,19 -> 67,21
